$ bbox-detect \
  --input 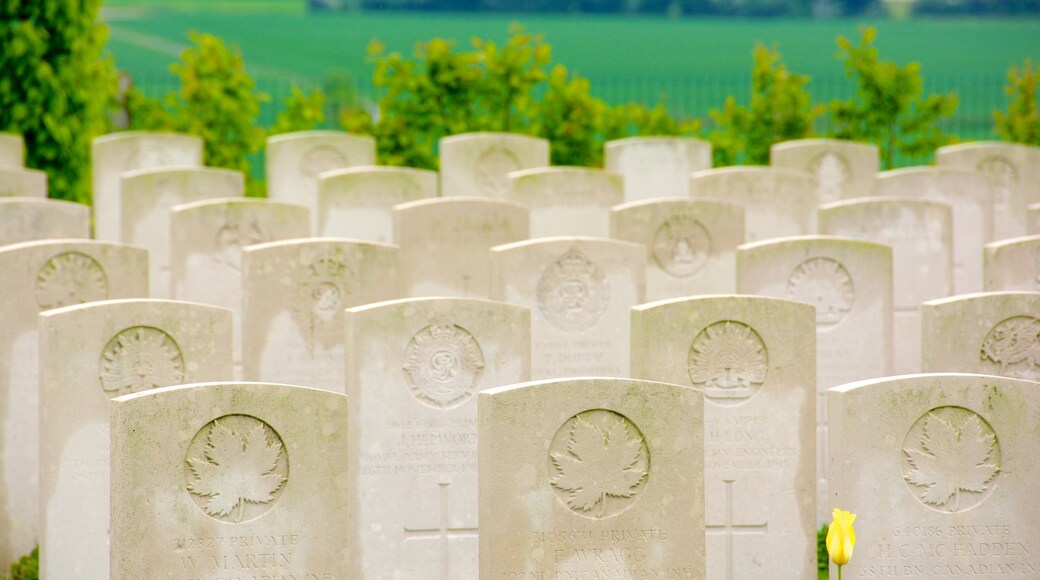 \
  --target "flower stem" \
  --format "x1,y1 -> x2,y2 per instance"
837,565 -> 842,580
